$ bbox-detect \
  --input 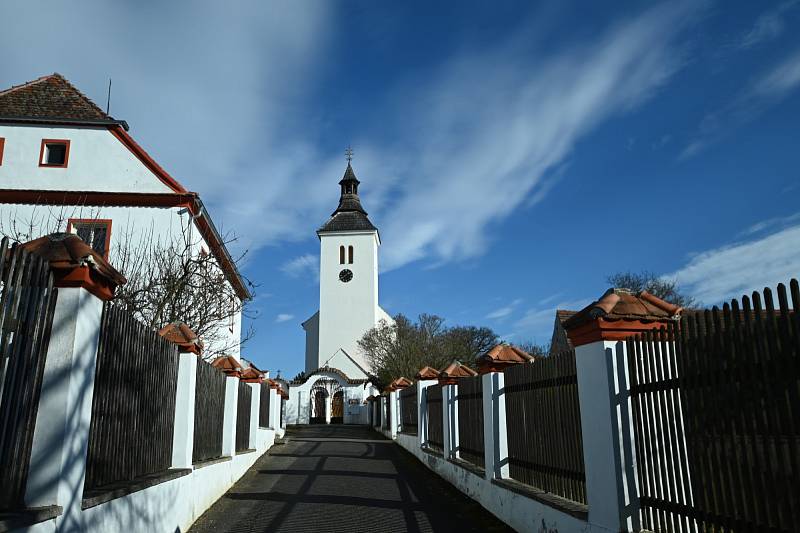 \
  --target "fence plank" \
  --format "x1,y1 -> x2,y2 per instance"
425,385 -> 443,453
192,359 -> 226,463
400,384 -> 418,435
